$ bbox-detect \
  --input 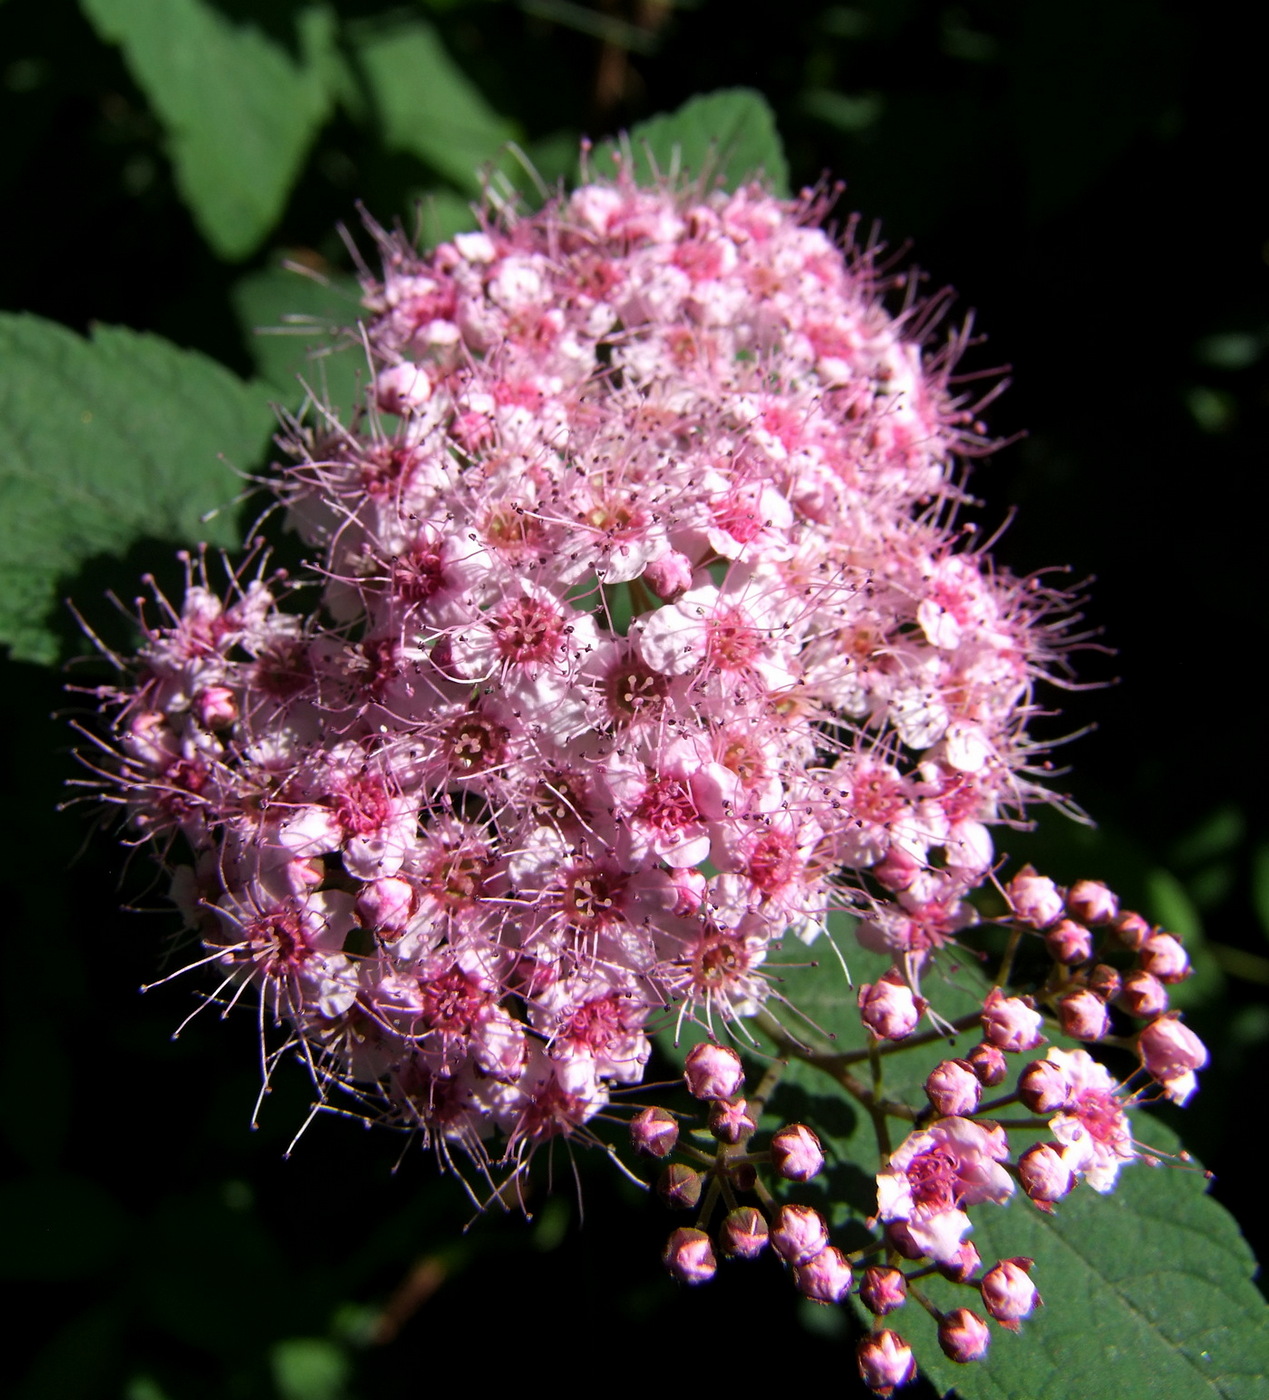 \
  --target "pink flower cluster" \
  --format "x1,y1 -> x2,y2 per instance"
88,170 -> 1092,1178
